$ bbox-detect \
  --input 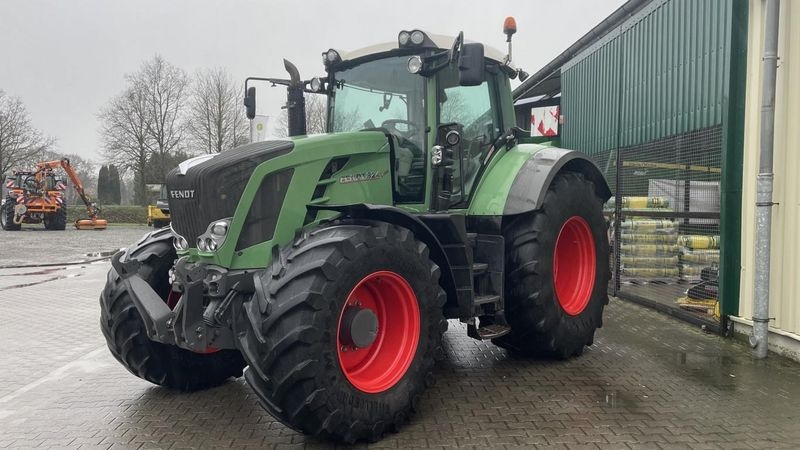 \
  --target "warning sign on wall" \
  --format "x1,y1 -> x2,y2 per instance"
531,106 -> 560,137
